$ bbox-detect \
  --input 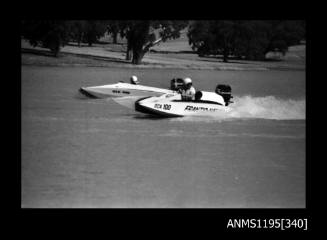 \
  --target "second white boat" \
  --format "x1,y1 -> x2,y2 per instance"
79,77 -> 185,99
79,82 -> 174,98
